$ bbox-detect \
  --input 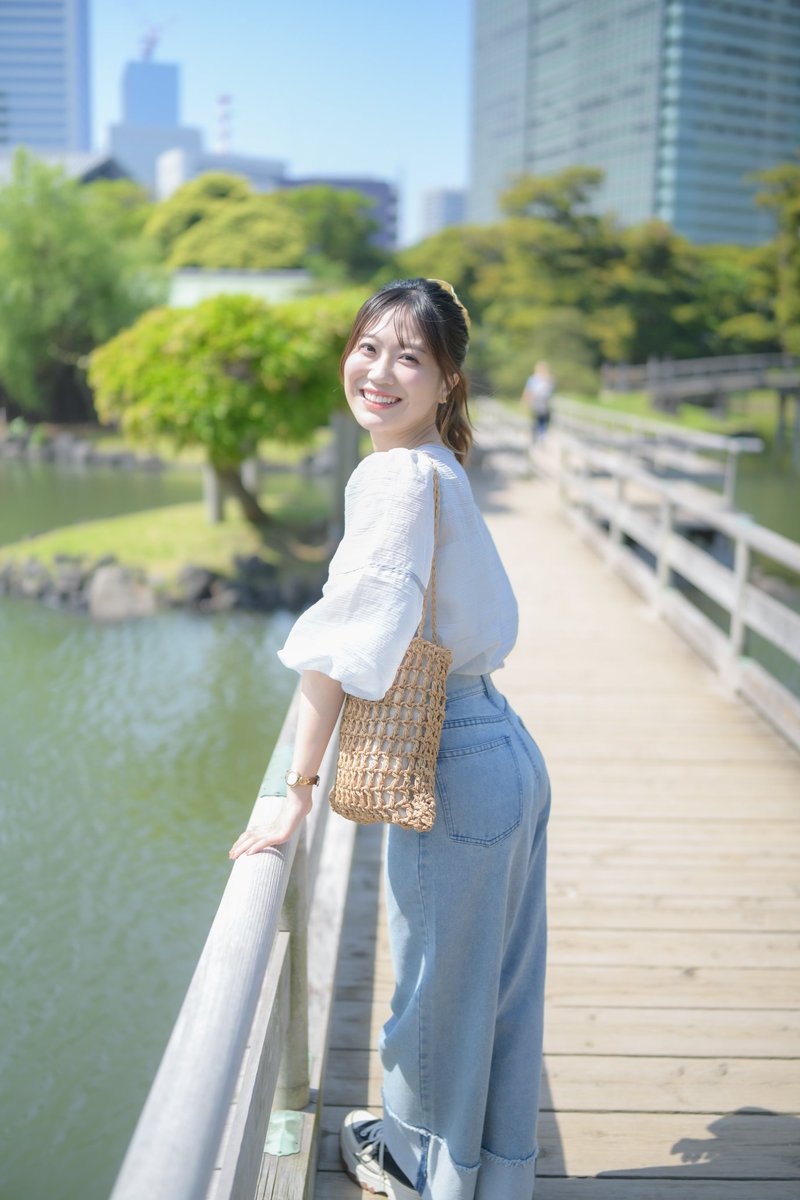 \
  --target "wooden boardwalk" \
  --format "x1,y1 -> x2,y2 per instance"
314,445 -> 800,1198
